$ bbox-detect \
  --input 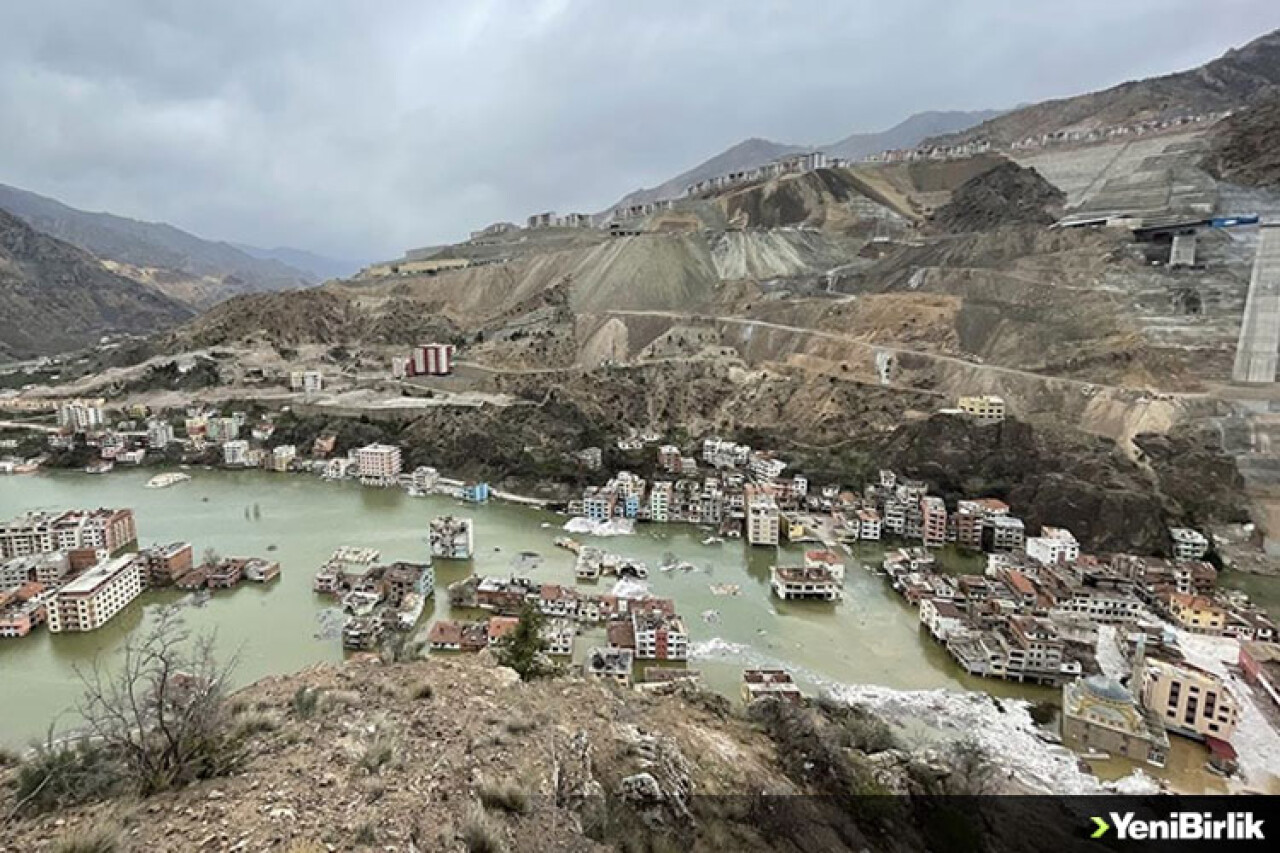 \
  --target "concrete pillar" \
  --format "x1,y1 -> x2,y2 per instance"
1232,224 -> 1280,384
1170,232 -> 1196,268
